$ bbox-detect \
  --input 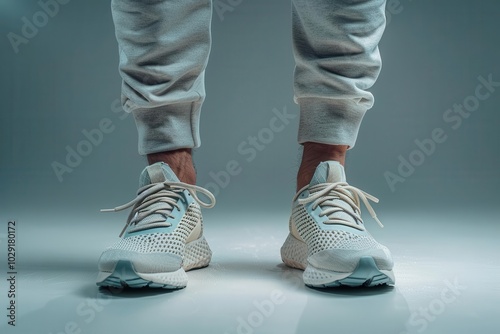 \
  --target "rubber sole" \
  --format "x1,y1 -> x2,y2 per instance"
304,256 -> 395,288
97,260 -> 187,289
96,236 -> 212,289
281,233 -> 395,288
